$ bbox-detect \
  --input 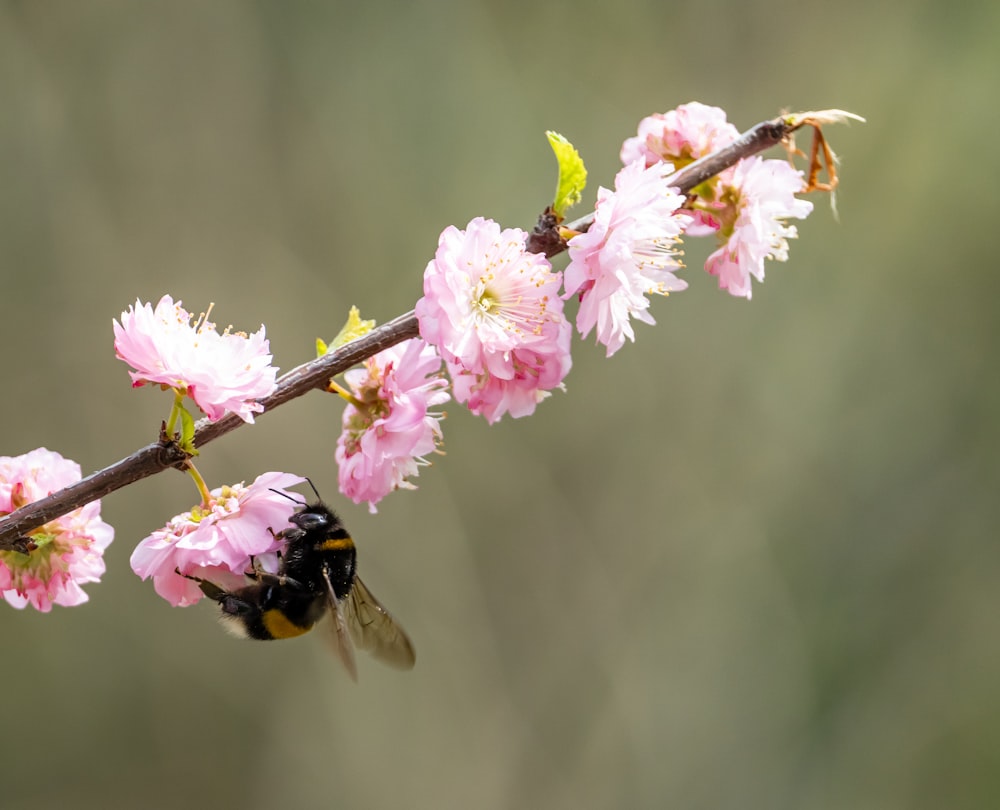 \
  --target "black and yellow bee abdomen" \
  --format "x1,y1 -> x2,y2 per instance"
259,607 -> 315,640
213,580 -> 326,640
